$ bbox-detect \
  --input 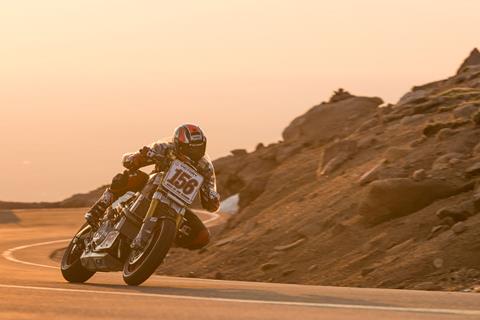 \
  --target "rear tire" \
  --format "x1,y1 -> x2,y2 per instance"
122,219 -> 176,286
61,224 -> 96,283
